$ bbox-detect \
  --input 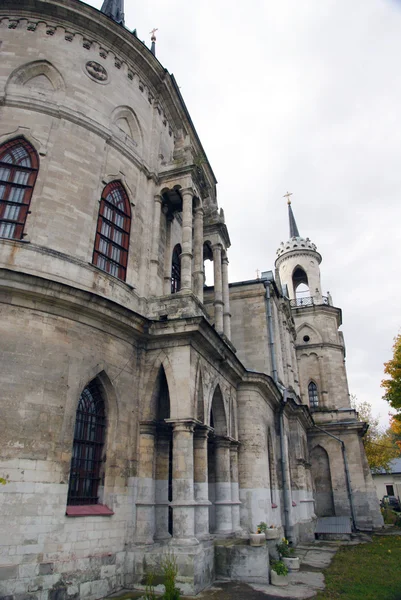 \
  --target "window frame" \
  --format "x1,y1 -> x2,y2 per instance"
92,180 -> 131,281
308,381 -> 319,409
0,137 -> 39,240
67,380 -> 106,507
